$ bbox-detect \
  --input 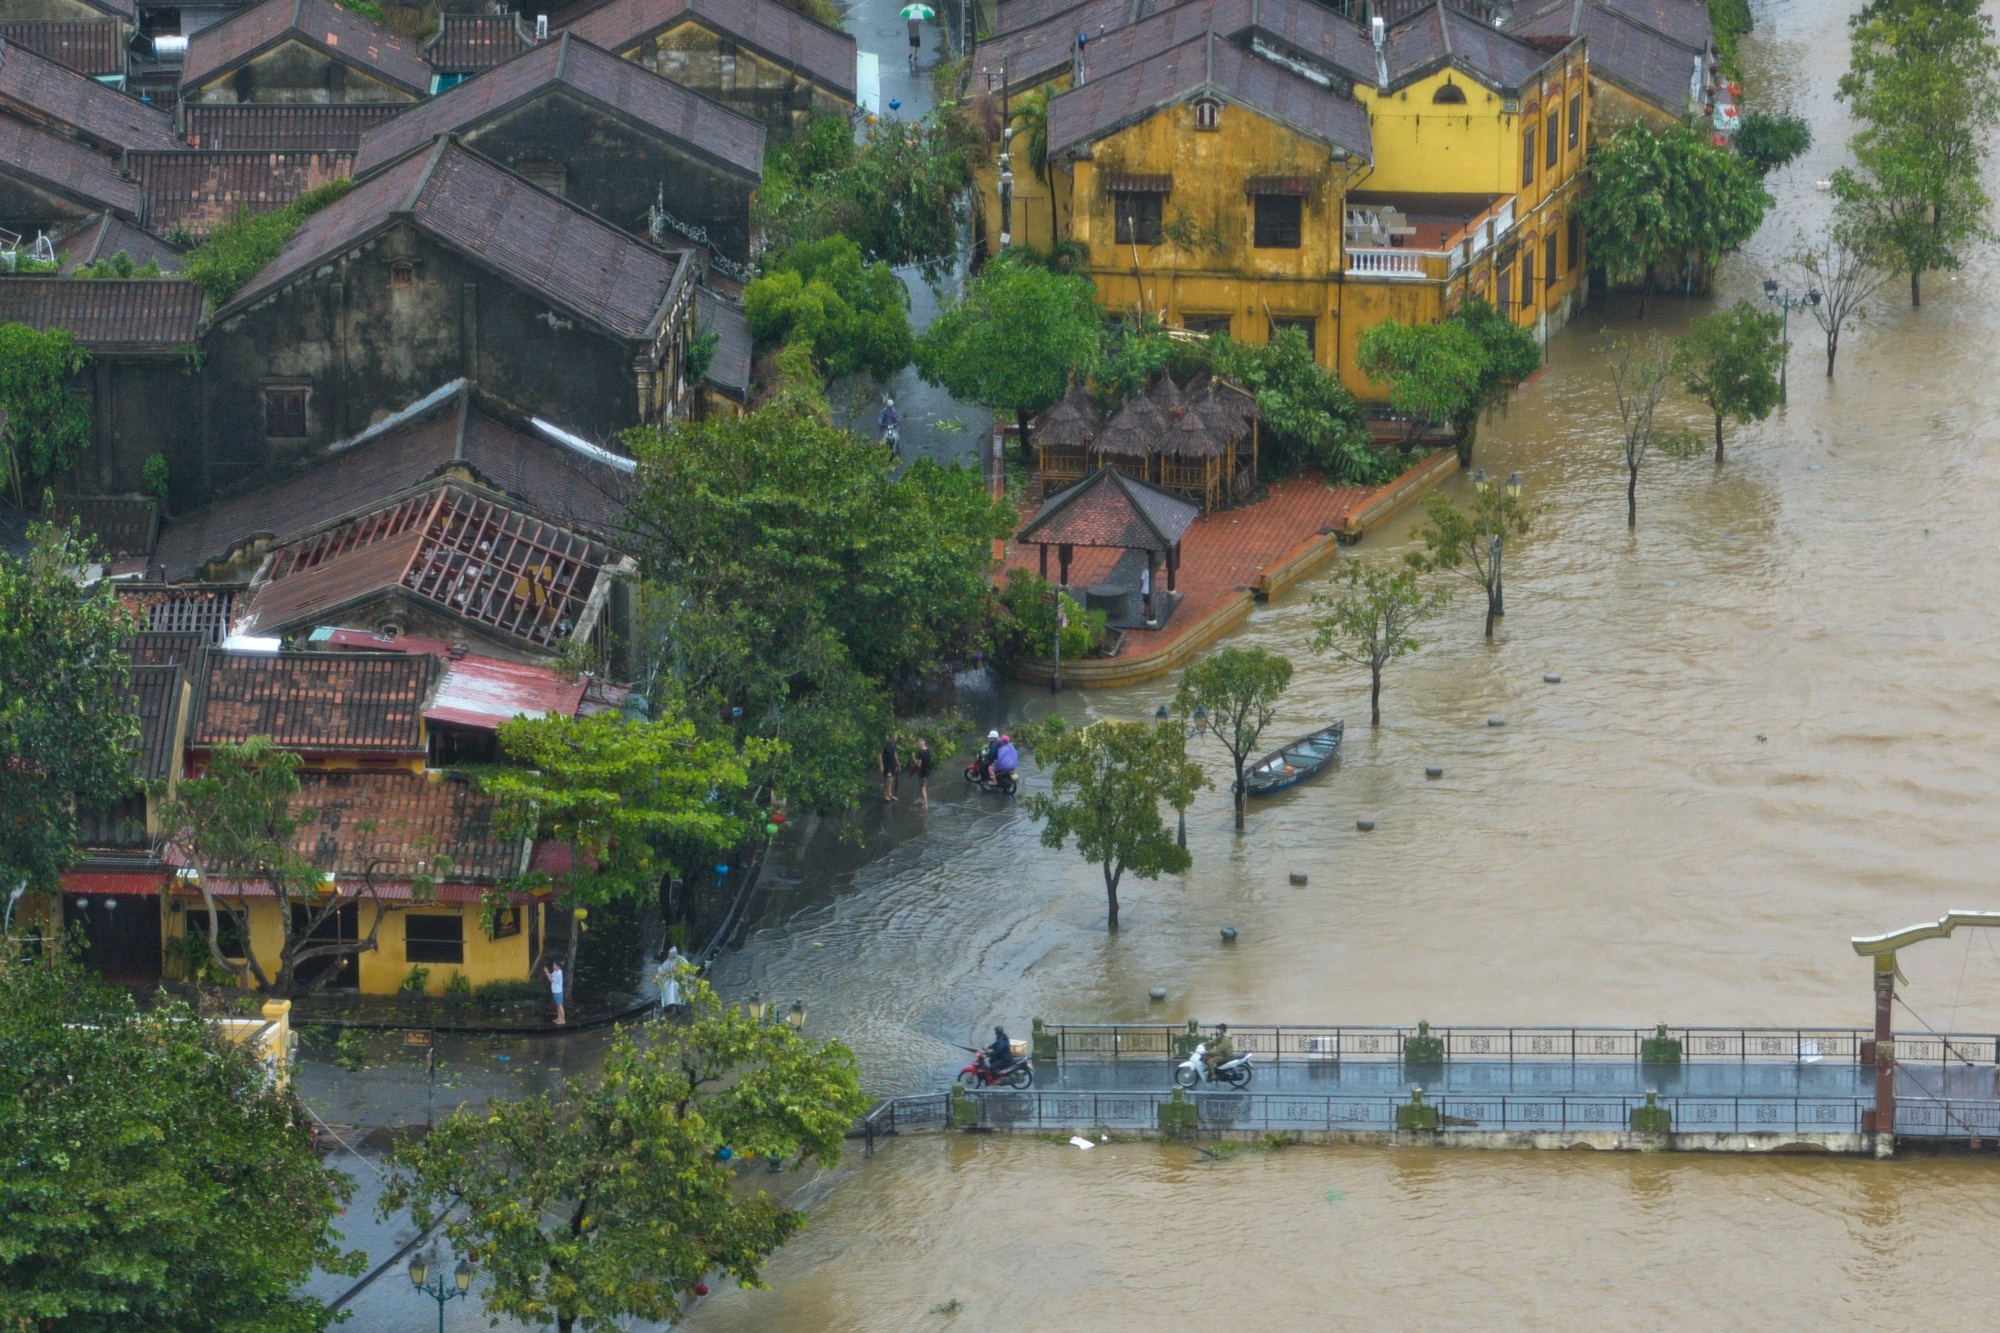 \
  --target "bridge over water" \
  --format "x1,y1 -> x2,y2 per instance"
864,1023 -> 2000,1156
